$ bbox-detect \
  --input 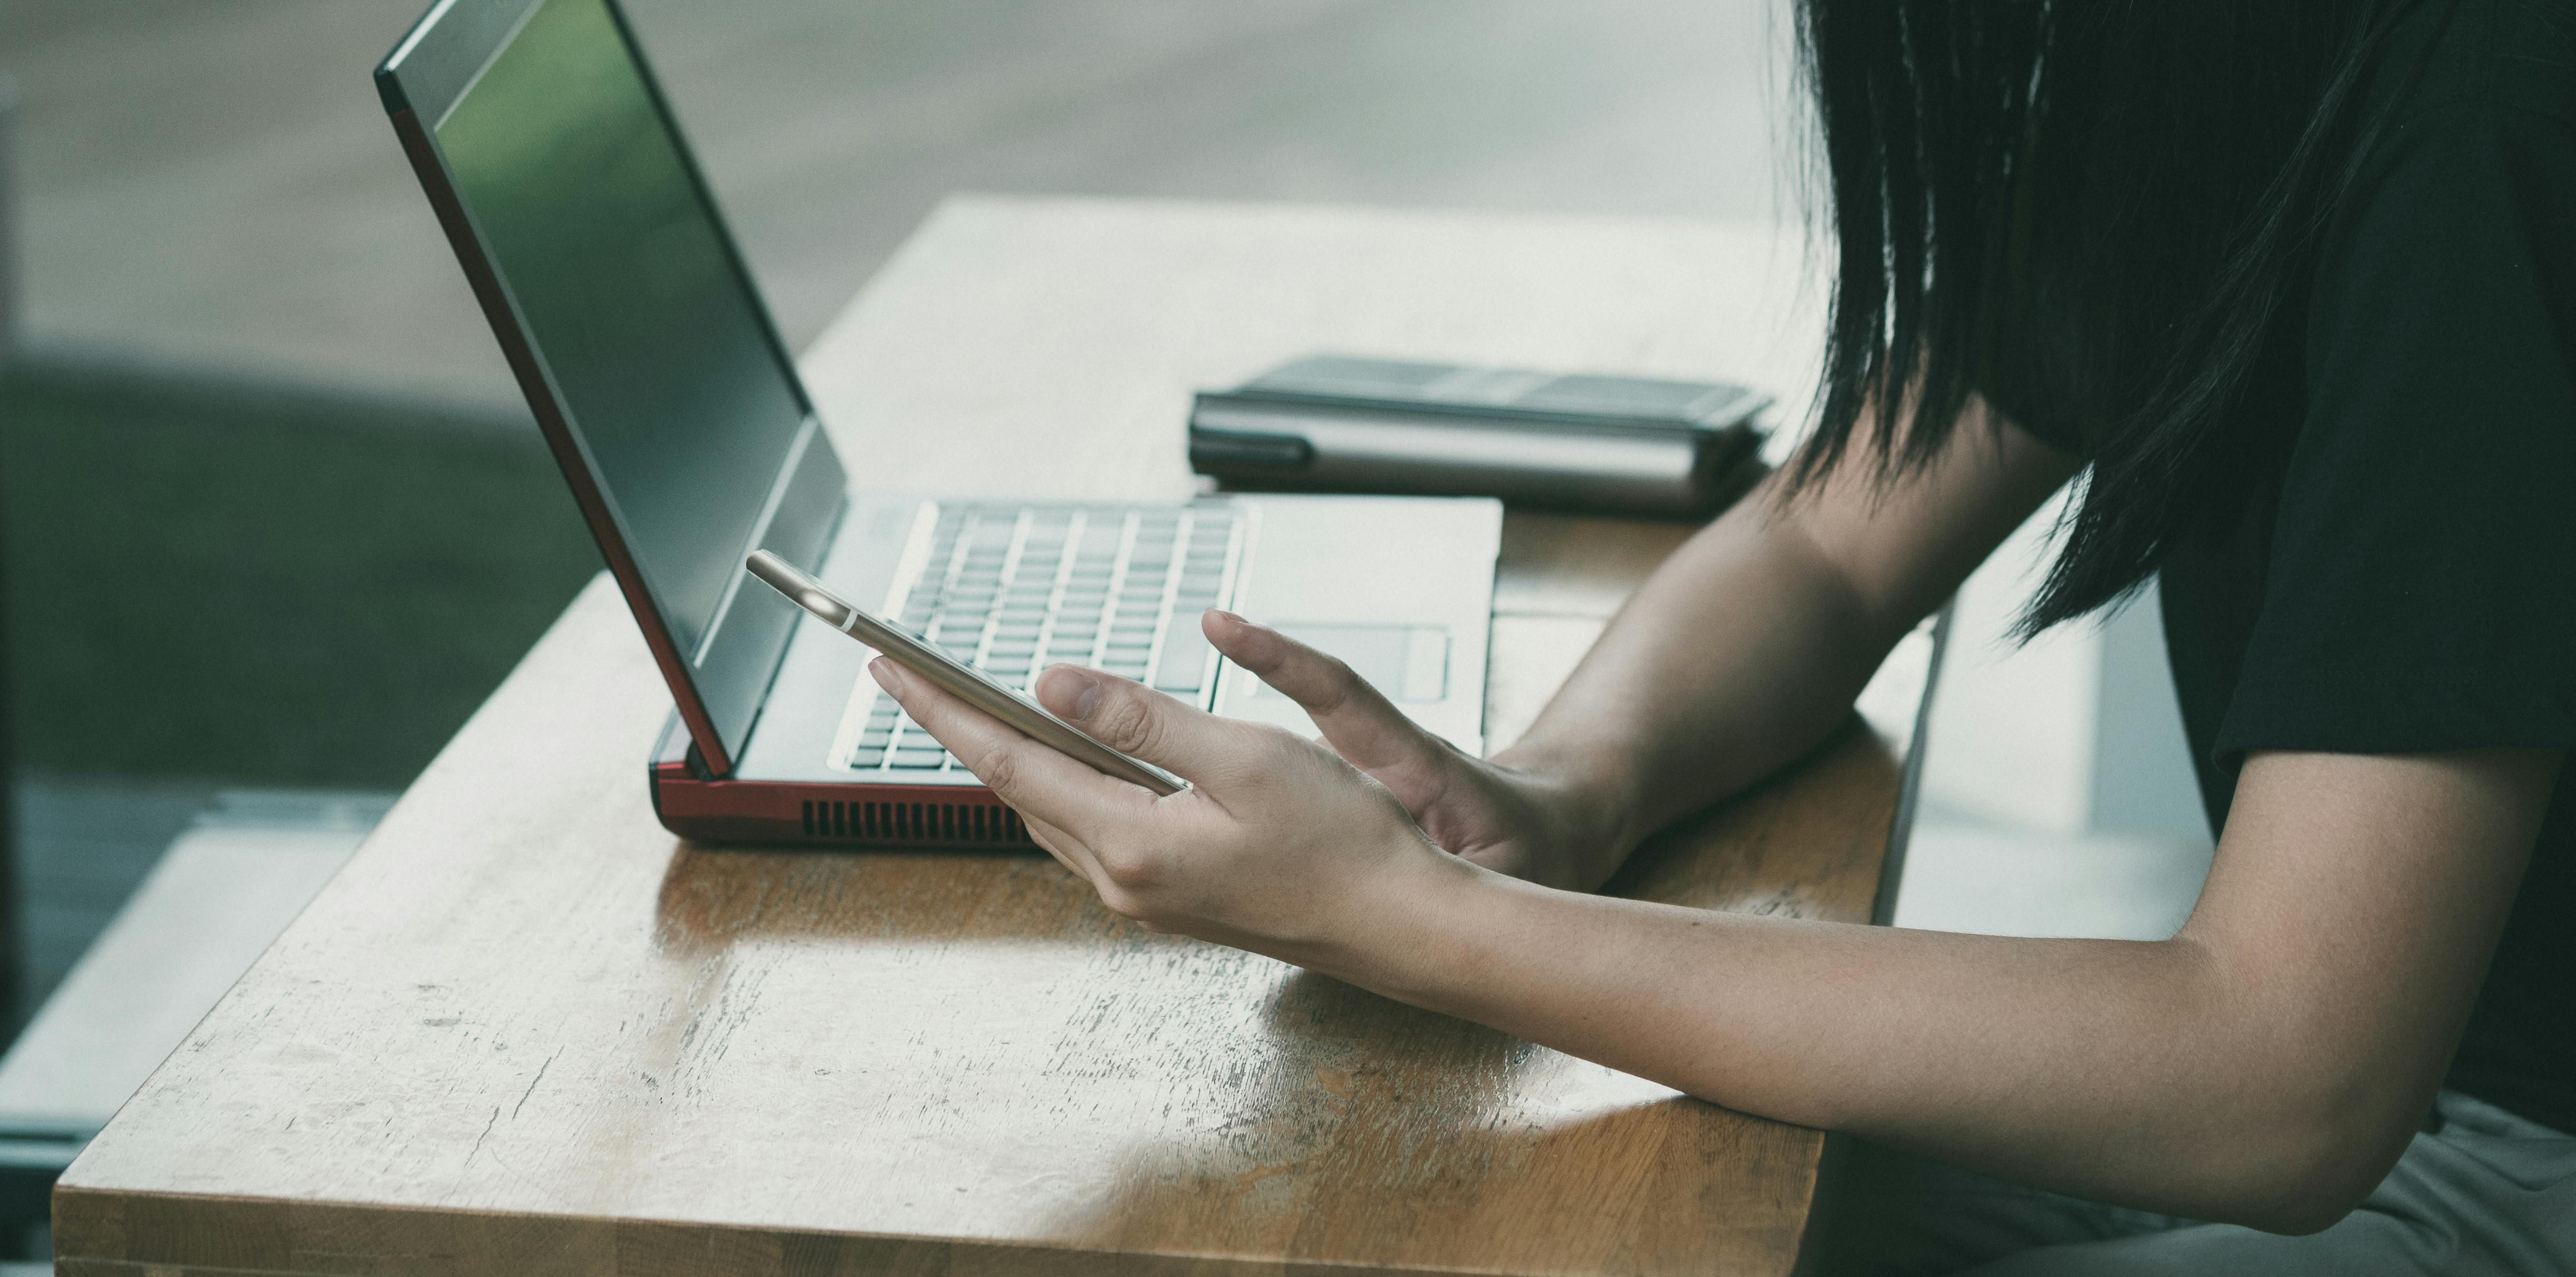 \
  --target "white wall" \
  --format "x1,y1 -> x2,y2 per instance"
1921,495 -> 2209,843
1921,494 -> 2095,833
1899,495 -> 2217,940
2090,587 -> 2213,841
